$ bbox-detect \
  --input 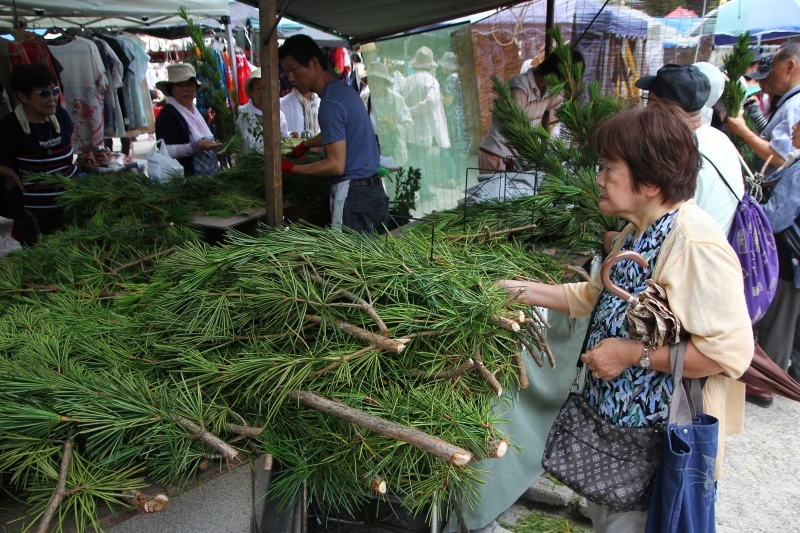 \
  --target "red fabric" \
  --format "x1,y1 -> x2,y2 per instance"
7,41 -> 30,67
281,159 -> 295,174
236,53 -> 251,105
